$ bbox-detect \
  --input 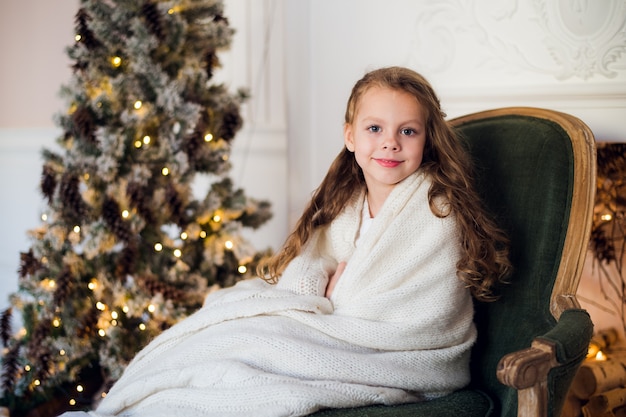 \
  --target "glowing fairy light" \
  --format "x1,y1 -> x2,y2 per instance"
122,210 -> 130,219
111,311 -> 119,320
134,100 -> 142,110
143,135 -> 151,145
238,265 -> 247,274
88,279 -> 97,291
111,56 -> 122,67
139,323 -> 146,331
41,213 -> 48,221
147,304 -> 156,313
180,232 -> 188,240
52,318 -> 61,327
162,167 -> 169,176
69,399 -> 76,406
199,231 -> 207,238
75,34 -> 82,42
213,215 -> 221,222
225,240 -> 233,250
77,385 -> 84,393
154,243 -> 163,251
173,249 -> 182,258
60,349 -> 66,356
601,213 -> 613,221
98,329 -> 106,337
73,225 -> 81,233
204,133 -> 214,142
96,302 -> 106,311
